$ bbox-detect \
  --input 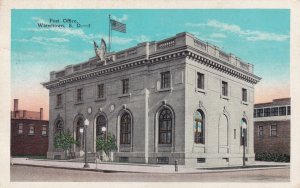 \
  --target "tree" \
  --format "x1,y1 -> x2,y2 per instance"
54,130 -> 78,159
96,133 -> 117,161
